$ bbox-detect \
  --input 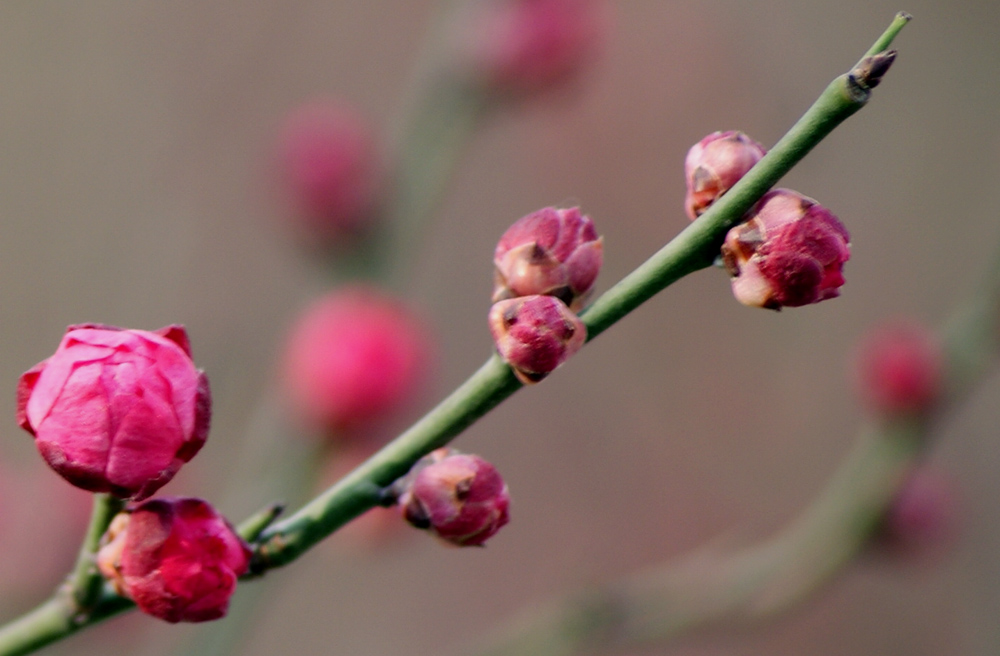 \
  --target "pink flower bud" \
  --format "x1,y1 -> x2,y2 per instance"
97,497 -> 251,623
684,130 -> 767,220
17,325 -> 210,501
874,468 -> 959,561
461,0 -> 607,96
489,295 -> 586,384
493,206 -> 603,312
398,449 -> 510,547
275,99 -> 381,246
854,320 -> 943,417
282,287 -> 431,434
720,189 -> 850,310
